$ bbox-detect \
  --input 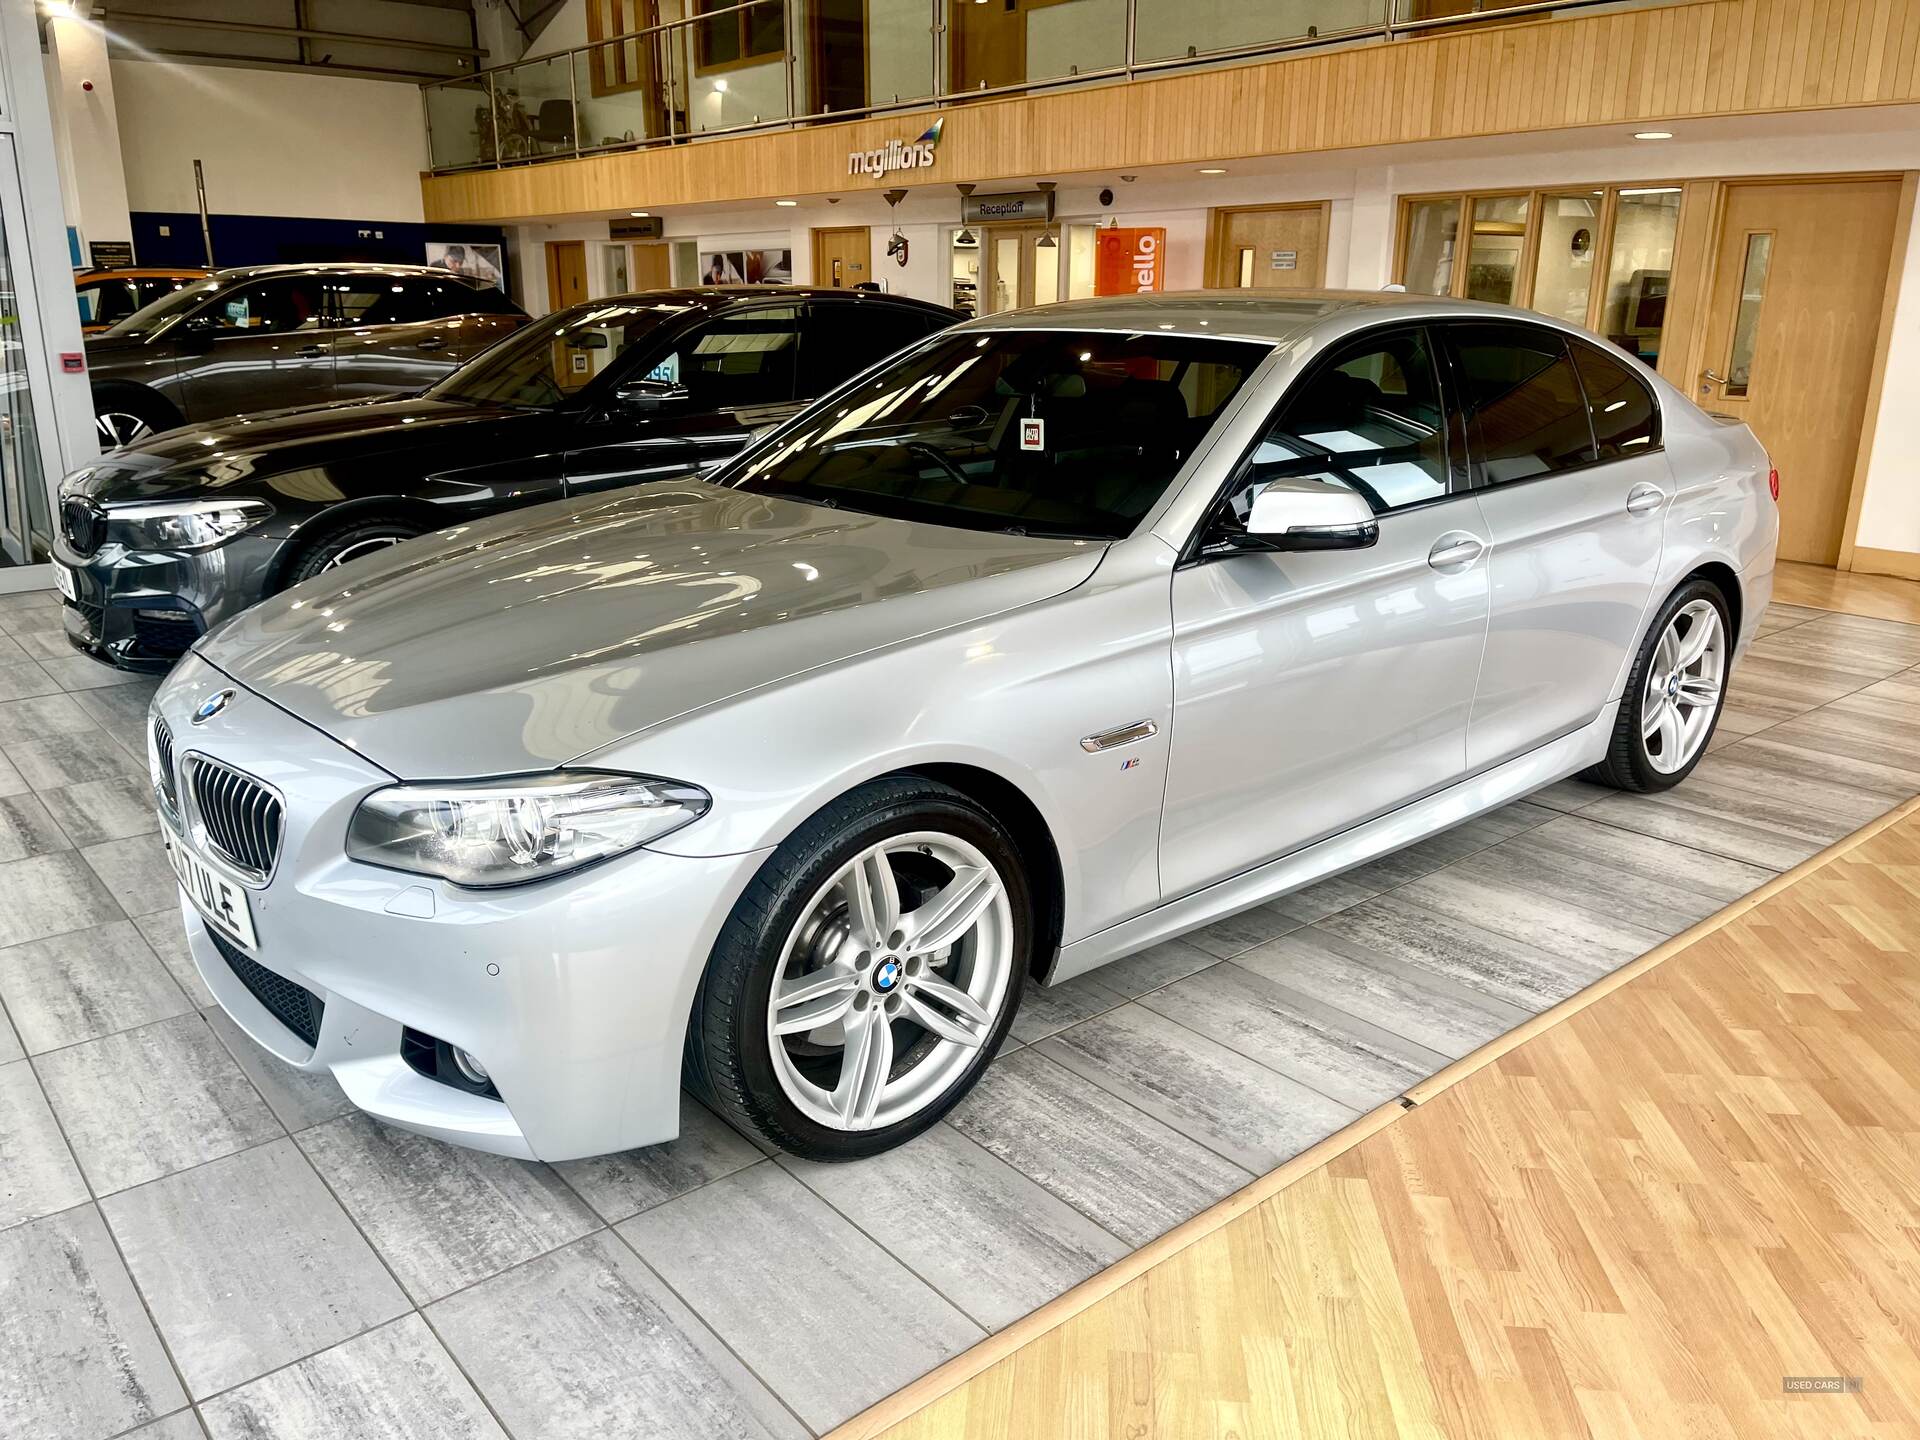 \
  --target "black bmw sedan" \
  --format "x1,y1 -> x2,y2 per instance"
54,287 -> 955,671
